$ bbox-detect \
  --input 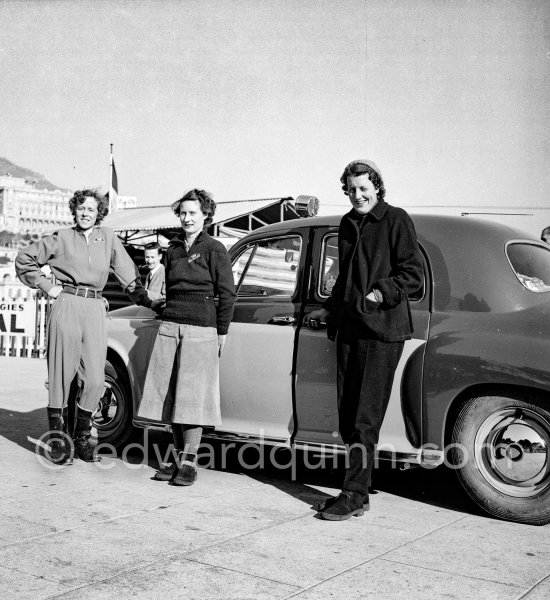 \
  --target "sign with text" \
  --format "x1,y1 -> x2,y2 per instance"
0,300 -> 36,335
